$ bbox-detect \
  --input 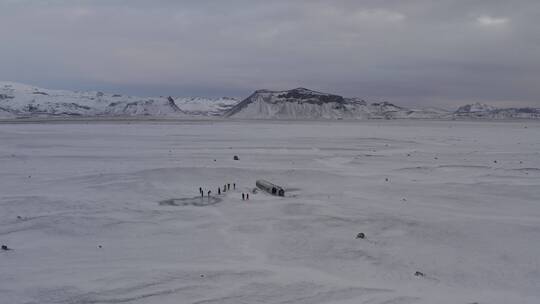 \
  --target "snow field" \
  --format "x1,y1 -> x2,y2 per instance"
1,120 -> 539,303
